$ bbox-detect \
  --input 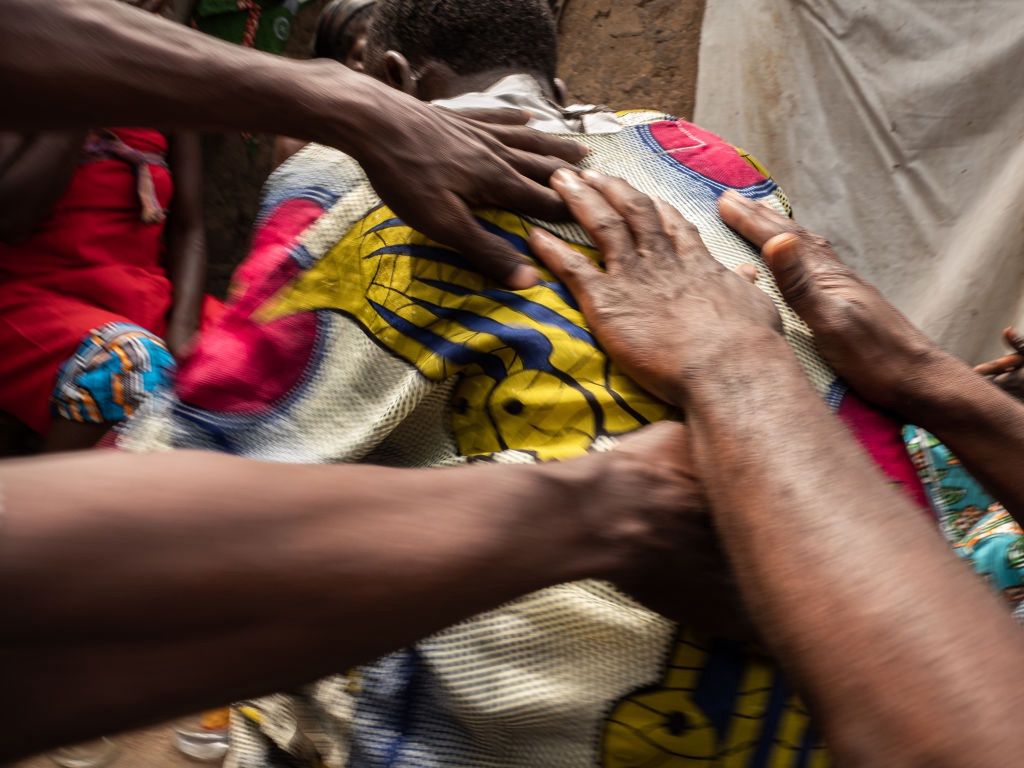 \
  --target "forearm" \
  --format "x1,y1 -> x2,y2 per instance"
683,334 -> 1024,766
166,225 -> 205,322
166,132 -> 207,327
3,0 -> 377,148
0,450 -> 592,760
0,131 -> 85,240
899,351 -> 1024,521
